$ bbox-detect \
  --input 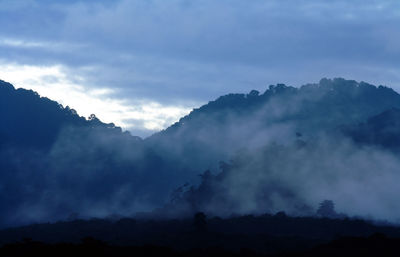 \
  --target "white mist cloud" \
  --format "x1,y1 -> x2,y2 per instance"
0,37 -> 86,52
